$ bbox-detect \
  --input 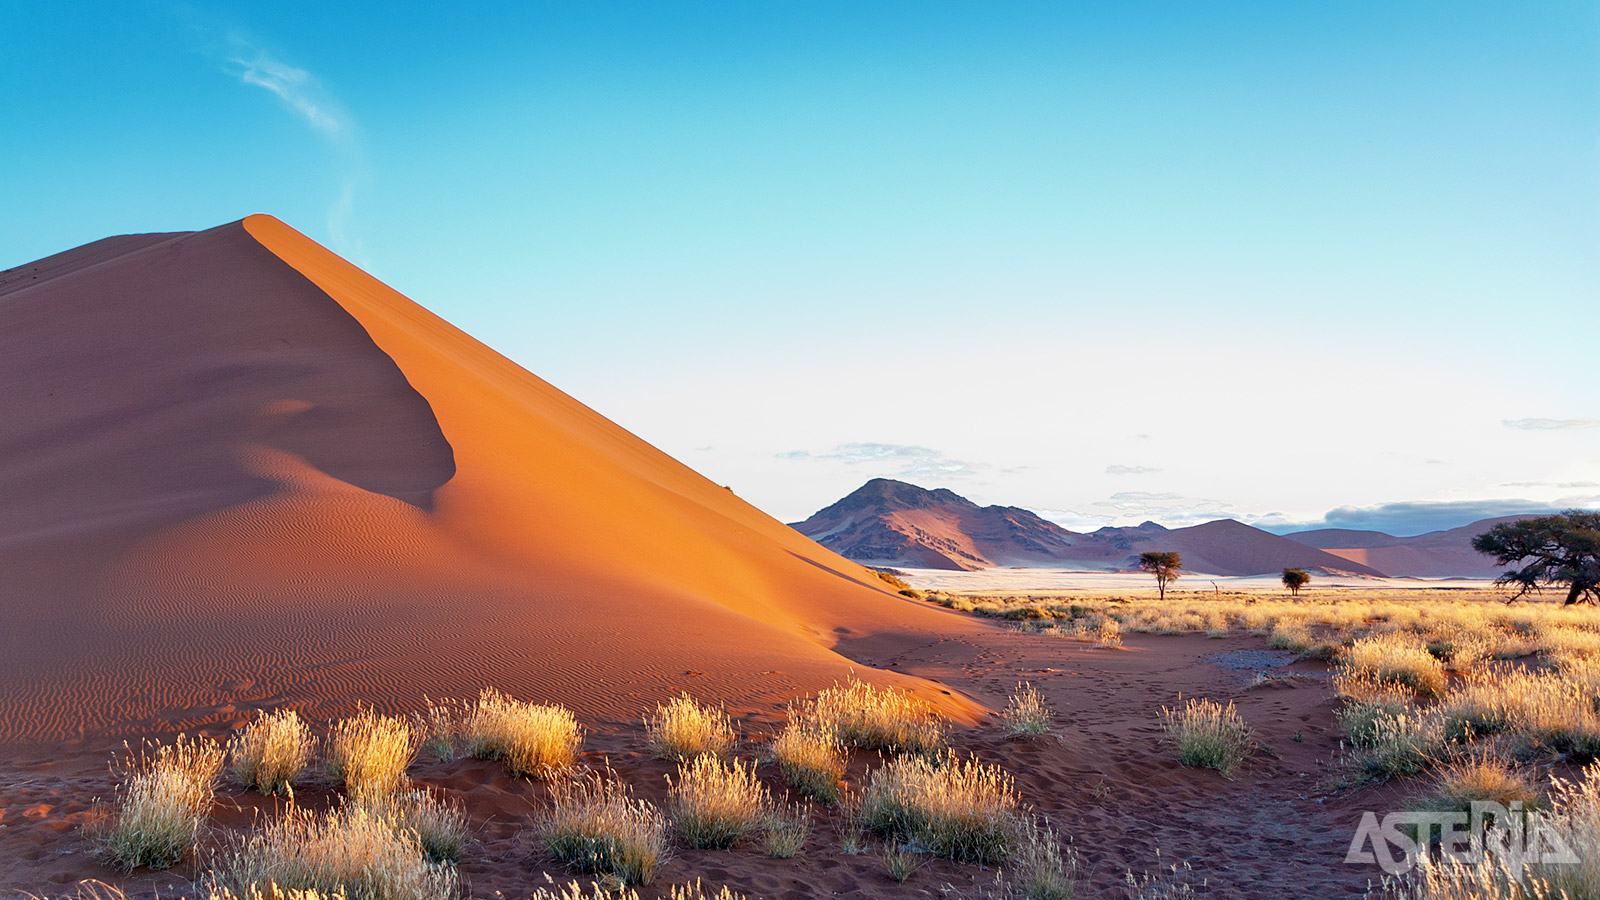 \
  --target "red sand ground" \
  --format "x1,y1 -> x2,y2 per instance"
0,219 -> 1405,896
